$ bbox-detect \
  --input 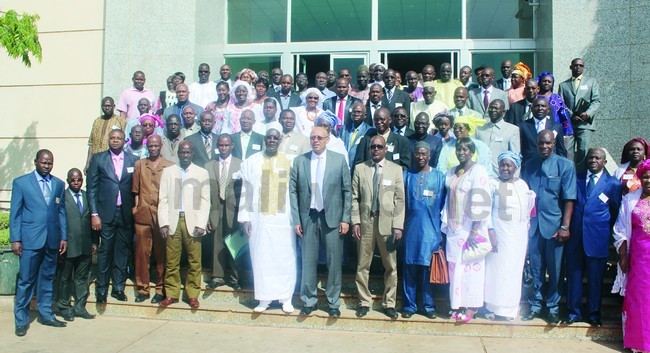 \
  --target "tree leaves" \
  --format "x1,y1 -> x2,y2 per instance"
0,10 -> 42,67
